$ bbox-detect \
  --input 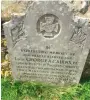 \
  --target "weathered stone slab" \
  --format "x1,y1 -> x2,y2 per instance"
3,1 -> 90,85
